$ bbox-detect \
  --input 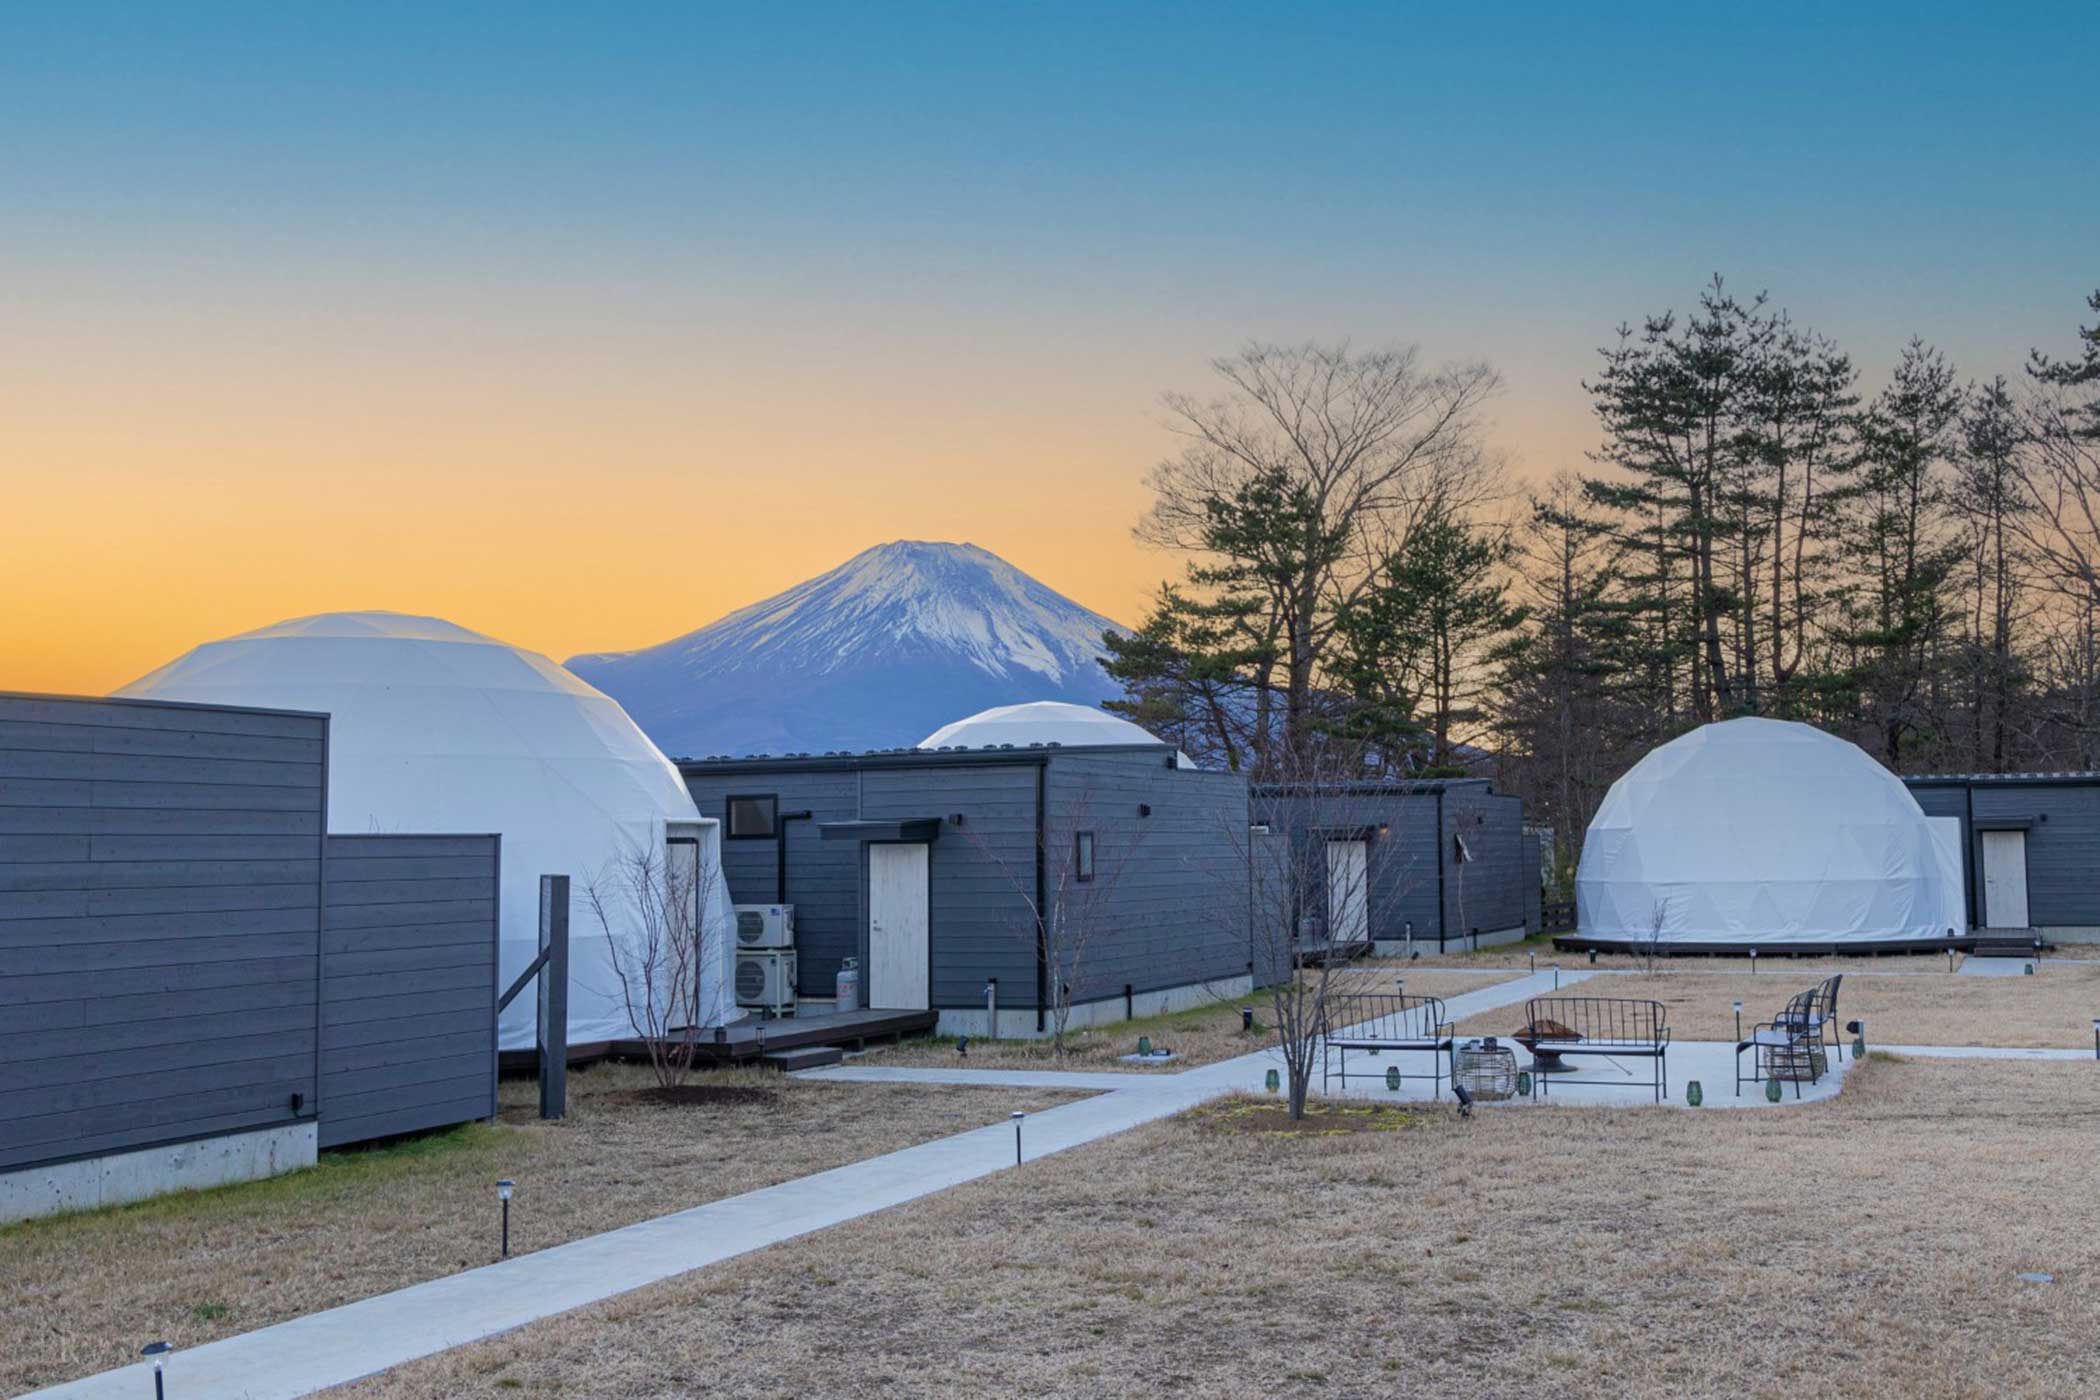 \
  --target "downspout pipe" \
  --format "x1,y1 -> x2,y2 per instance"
777,811 -> 813,994
1035,762 -> 1048,1033
777,811 -> 814,904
